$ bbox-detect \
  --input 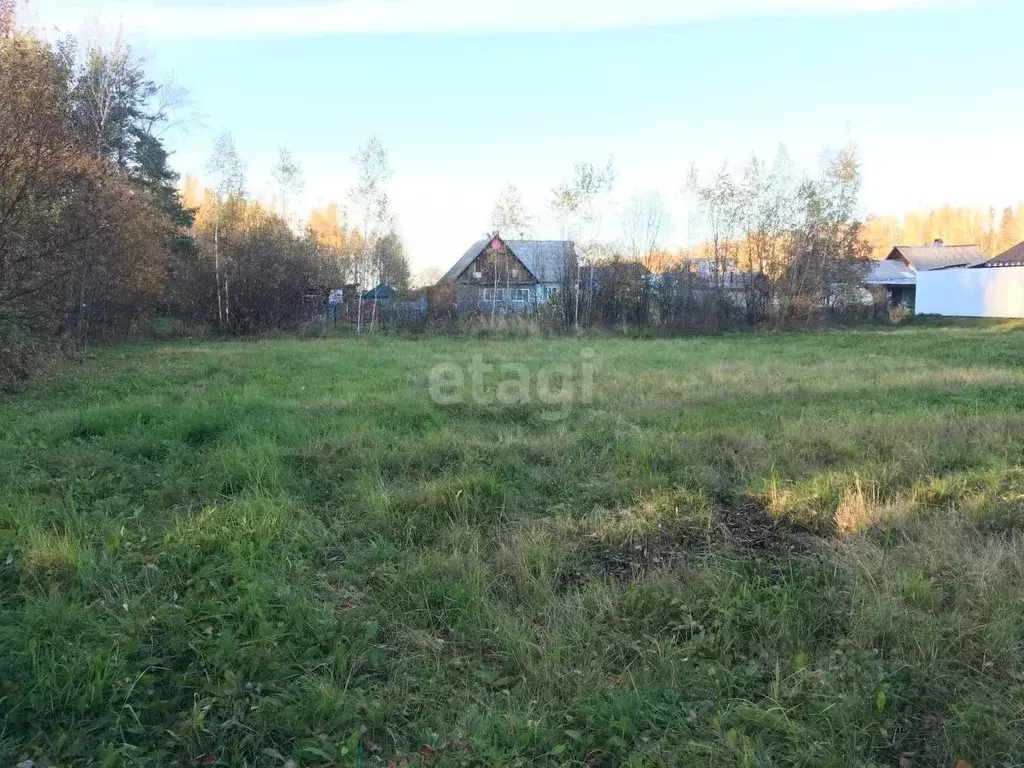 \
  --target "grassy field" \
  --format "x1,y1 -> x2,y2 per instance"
2,325 -> 1024,766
